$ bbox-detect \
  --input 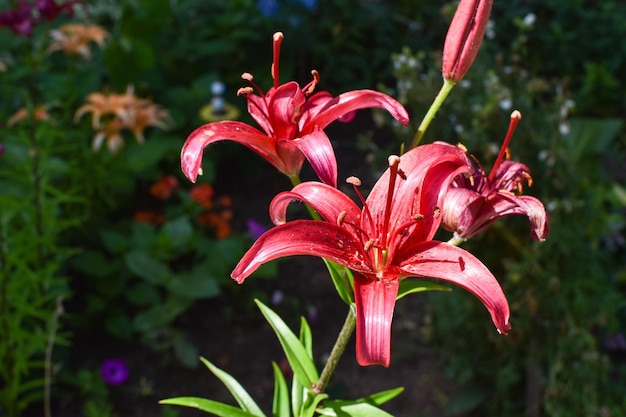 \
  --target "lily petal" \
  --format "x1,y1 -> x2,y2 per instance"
398,241 -> 511,335
292,127 -> 338,187
493,193 -> 549,241
367,144 -> 468,245
269,182 -> 361,226
301,90 -> 410,133
181,121 -> 301,182
231,220 -> 371,283
354,273 -> 399,367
